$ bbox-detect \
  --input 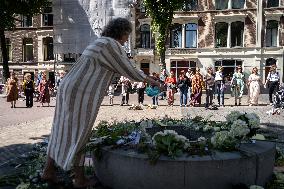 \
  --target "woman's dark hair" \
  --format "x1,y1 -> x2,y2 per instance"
102,17 -> 132,40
